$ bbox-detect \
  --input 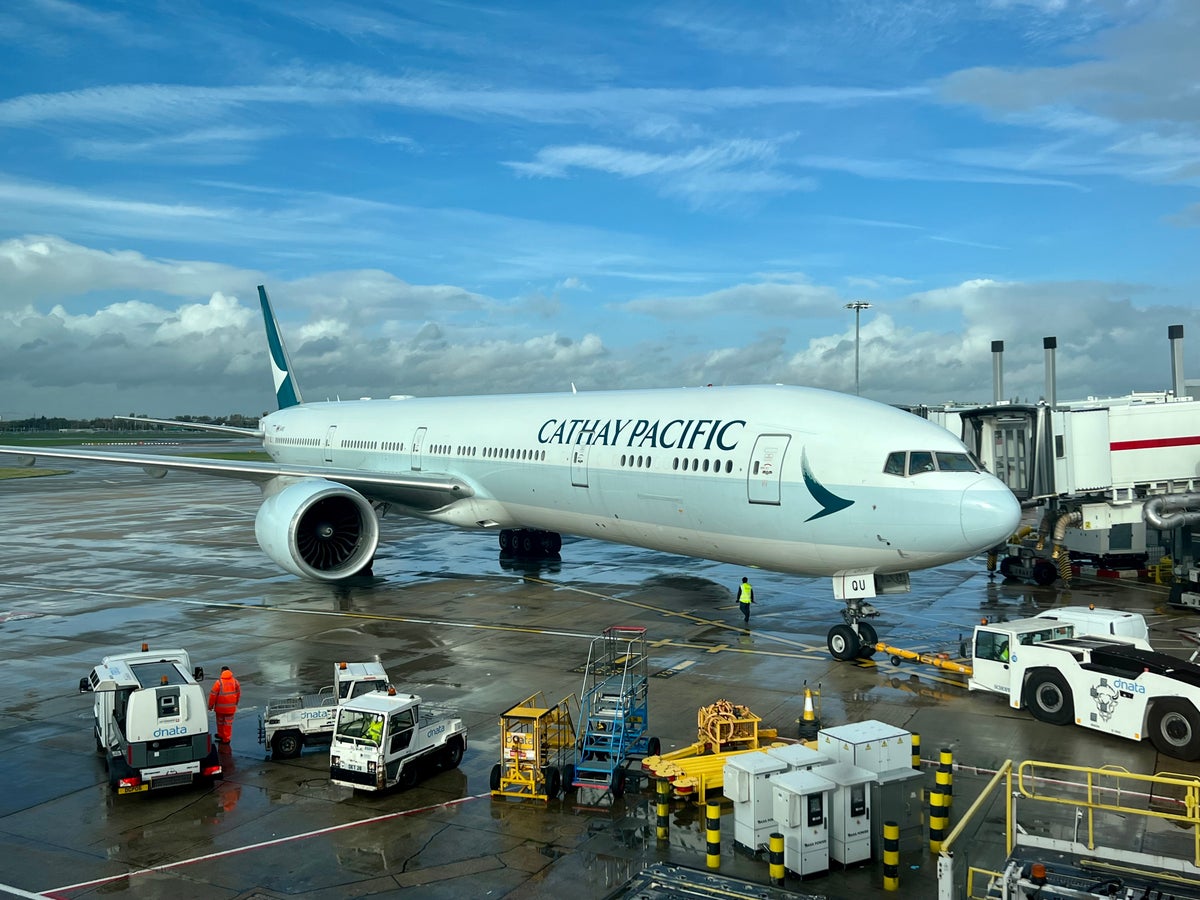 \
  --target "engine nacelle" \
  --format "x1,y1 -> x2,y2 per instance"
255,479 -> 379,581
